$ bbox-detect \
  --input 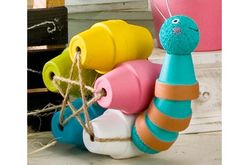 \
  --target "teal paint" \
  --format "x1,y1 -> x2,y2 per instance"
131,127 -> 159,154
154,98 -> 192,119
158,53 -> 197,85
51,98 -> 106,149
159,15 -> 200,55
132,15 -> 199,154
